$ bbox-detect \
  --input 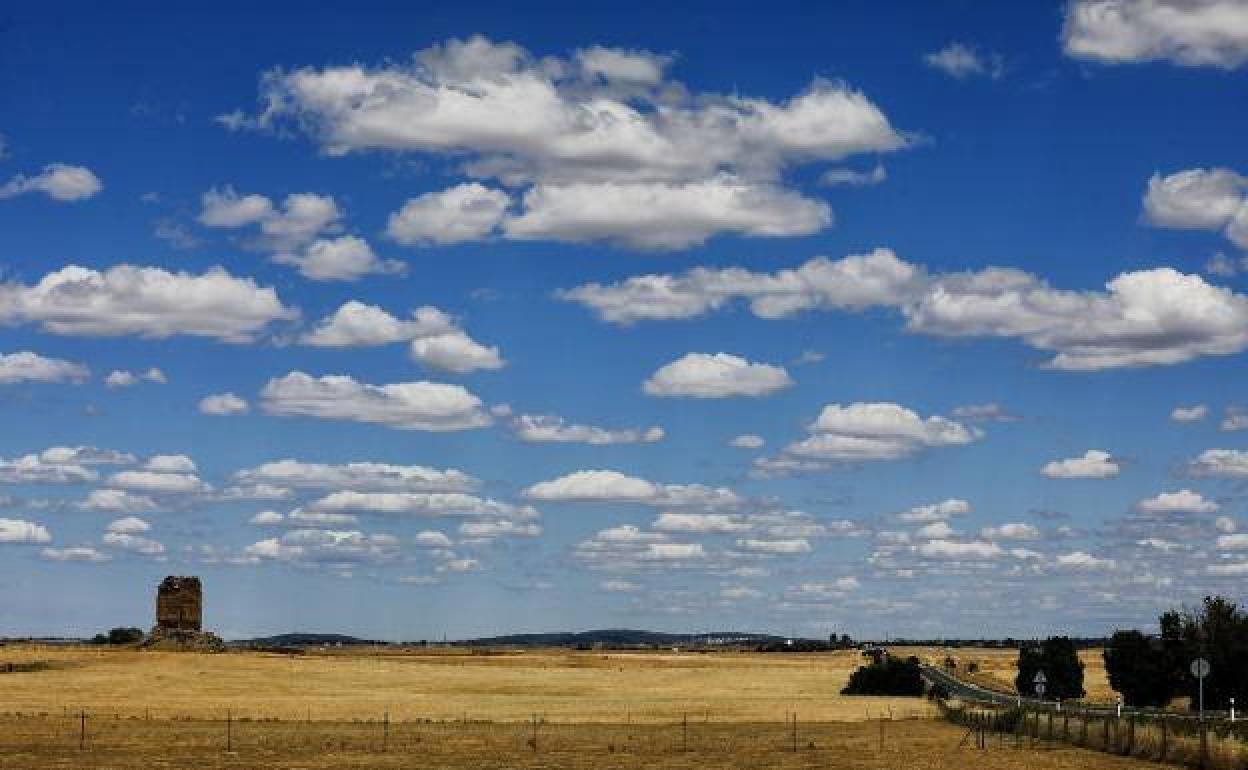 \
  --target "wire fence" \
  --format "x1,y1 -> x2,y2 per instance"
0,708 -> 928,764
941,699 -> 1248,769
